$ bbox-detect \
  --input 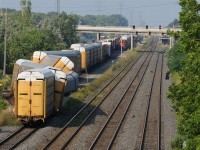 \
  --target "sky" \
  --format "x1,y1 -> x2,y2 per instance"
0,0 -> 183,27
